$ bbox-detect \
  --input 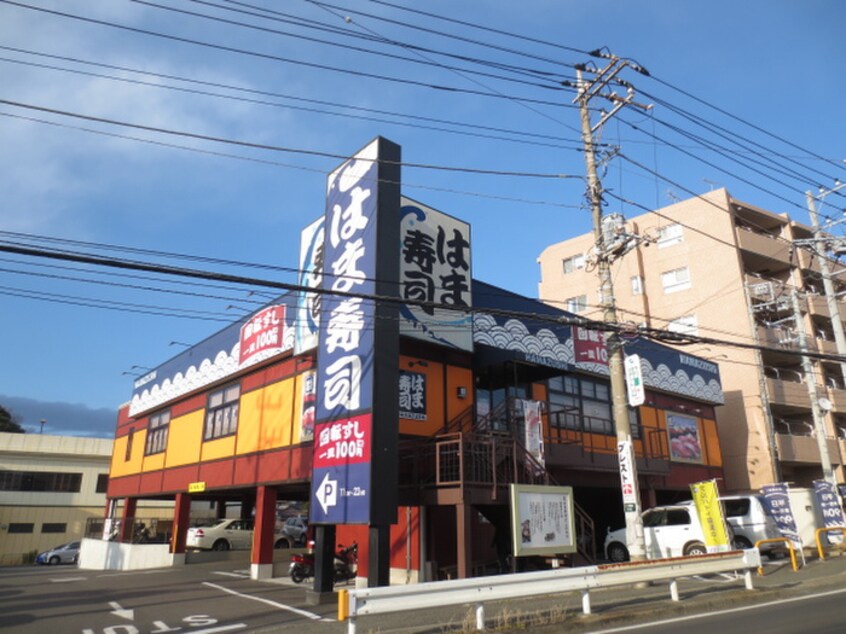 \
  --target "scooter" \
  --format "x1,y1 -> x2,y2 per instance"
289,550 -> 314,583
333,542 -> 358,583
288,541 -> 358,584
